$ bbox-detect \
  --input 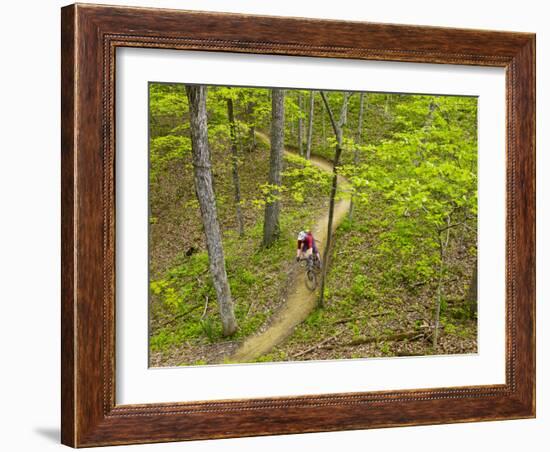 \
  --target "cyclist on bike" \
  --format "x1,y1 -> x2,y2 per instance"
296,229 -> 321,265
